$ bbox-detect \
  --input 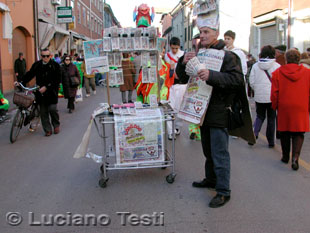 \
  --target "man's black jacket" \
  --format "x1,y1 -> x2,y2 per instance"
22,59 -> 61,105
176,40 -> 244,128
